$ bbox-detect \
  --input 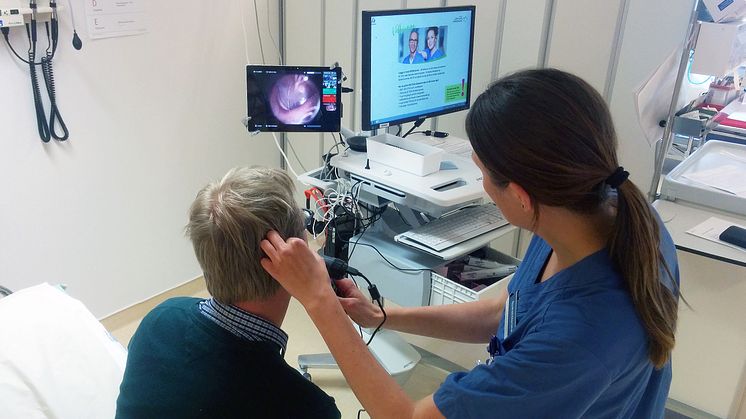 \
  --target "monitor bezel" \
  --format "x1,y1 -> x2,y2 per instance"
361,6 -> 476,132
245,64 -> 342,133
